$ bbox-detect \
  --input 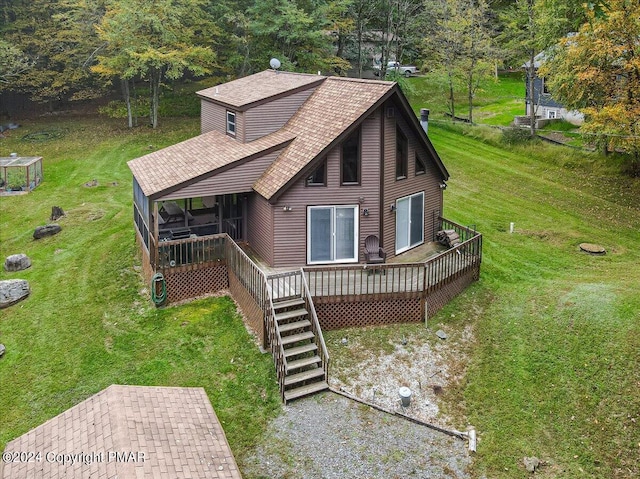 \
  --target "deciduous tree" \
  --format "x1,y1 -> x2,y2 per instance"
94,0 -> 217,128
541,0 -> 640,171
